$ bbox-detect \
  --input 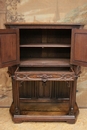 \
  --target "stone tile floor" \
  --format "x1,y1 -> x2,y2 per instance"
0,108 -> 87,130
